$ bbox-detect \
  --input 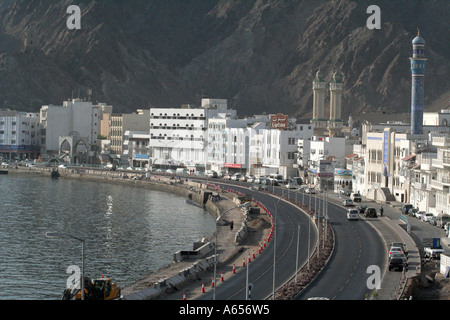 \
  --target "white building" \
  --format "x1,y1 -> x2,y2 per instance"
149,99 -> 235,171
40,99 -> 100,159
123,131 -> 150,168
0,110 -> 41,161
